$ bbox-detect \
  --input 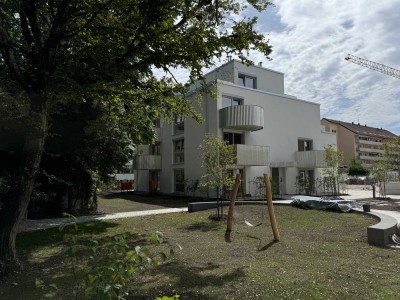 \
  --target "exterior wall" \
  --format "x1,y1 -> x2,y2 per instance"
135,61 -> 336,196
337,126 -> 356,164
134,170 -> 149,191
189,60 -> 284,95
386,182 -> 400,195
